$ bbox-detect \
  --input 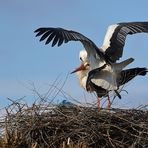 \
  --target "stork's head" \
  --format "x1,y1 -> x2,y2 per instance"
71,50 -> 90,74
71,50 -> 90,89
79,50 -> 88,63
